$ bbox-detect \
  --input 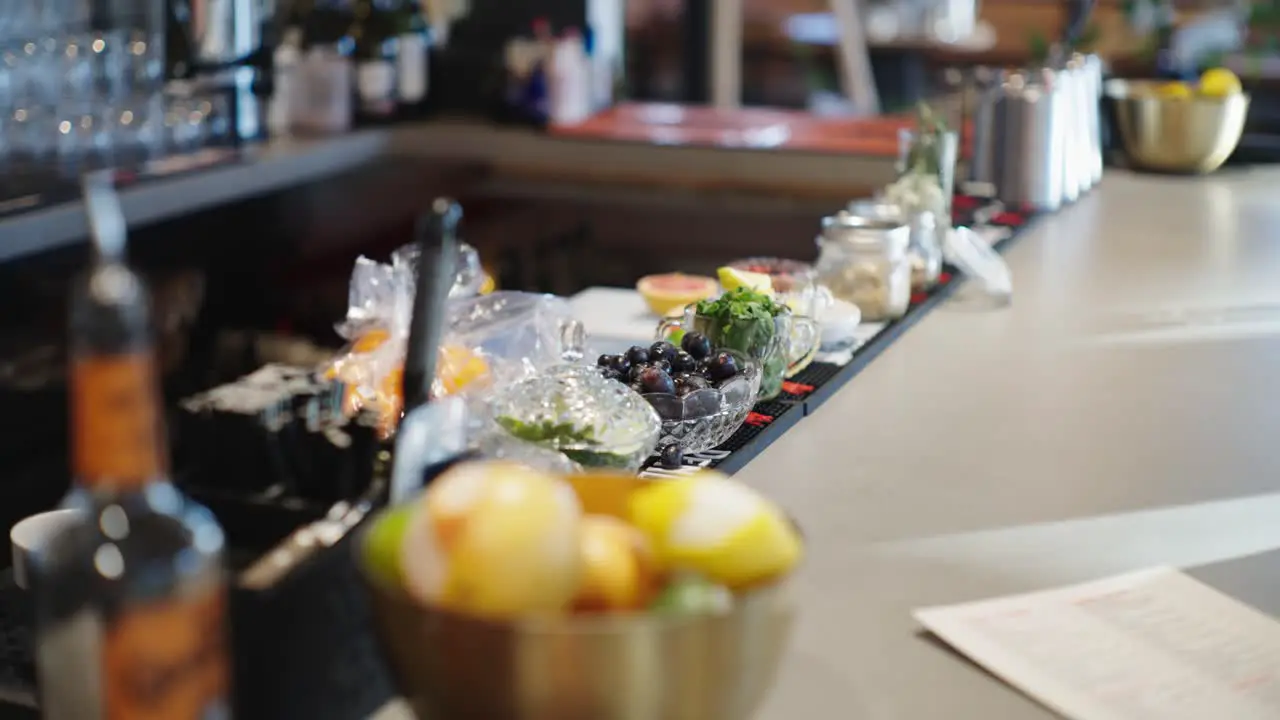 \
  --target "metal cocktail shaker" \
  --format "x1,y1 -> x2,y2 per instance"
1057,60 -> 1084,203
1081,53 -> 1105,186
967,66 -> 1004,192
997,70 -> 1066,212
